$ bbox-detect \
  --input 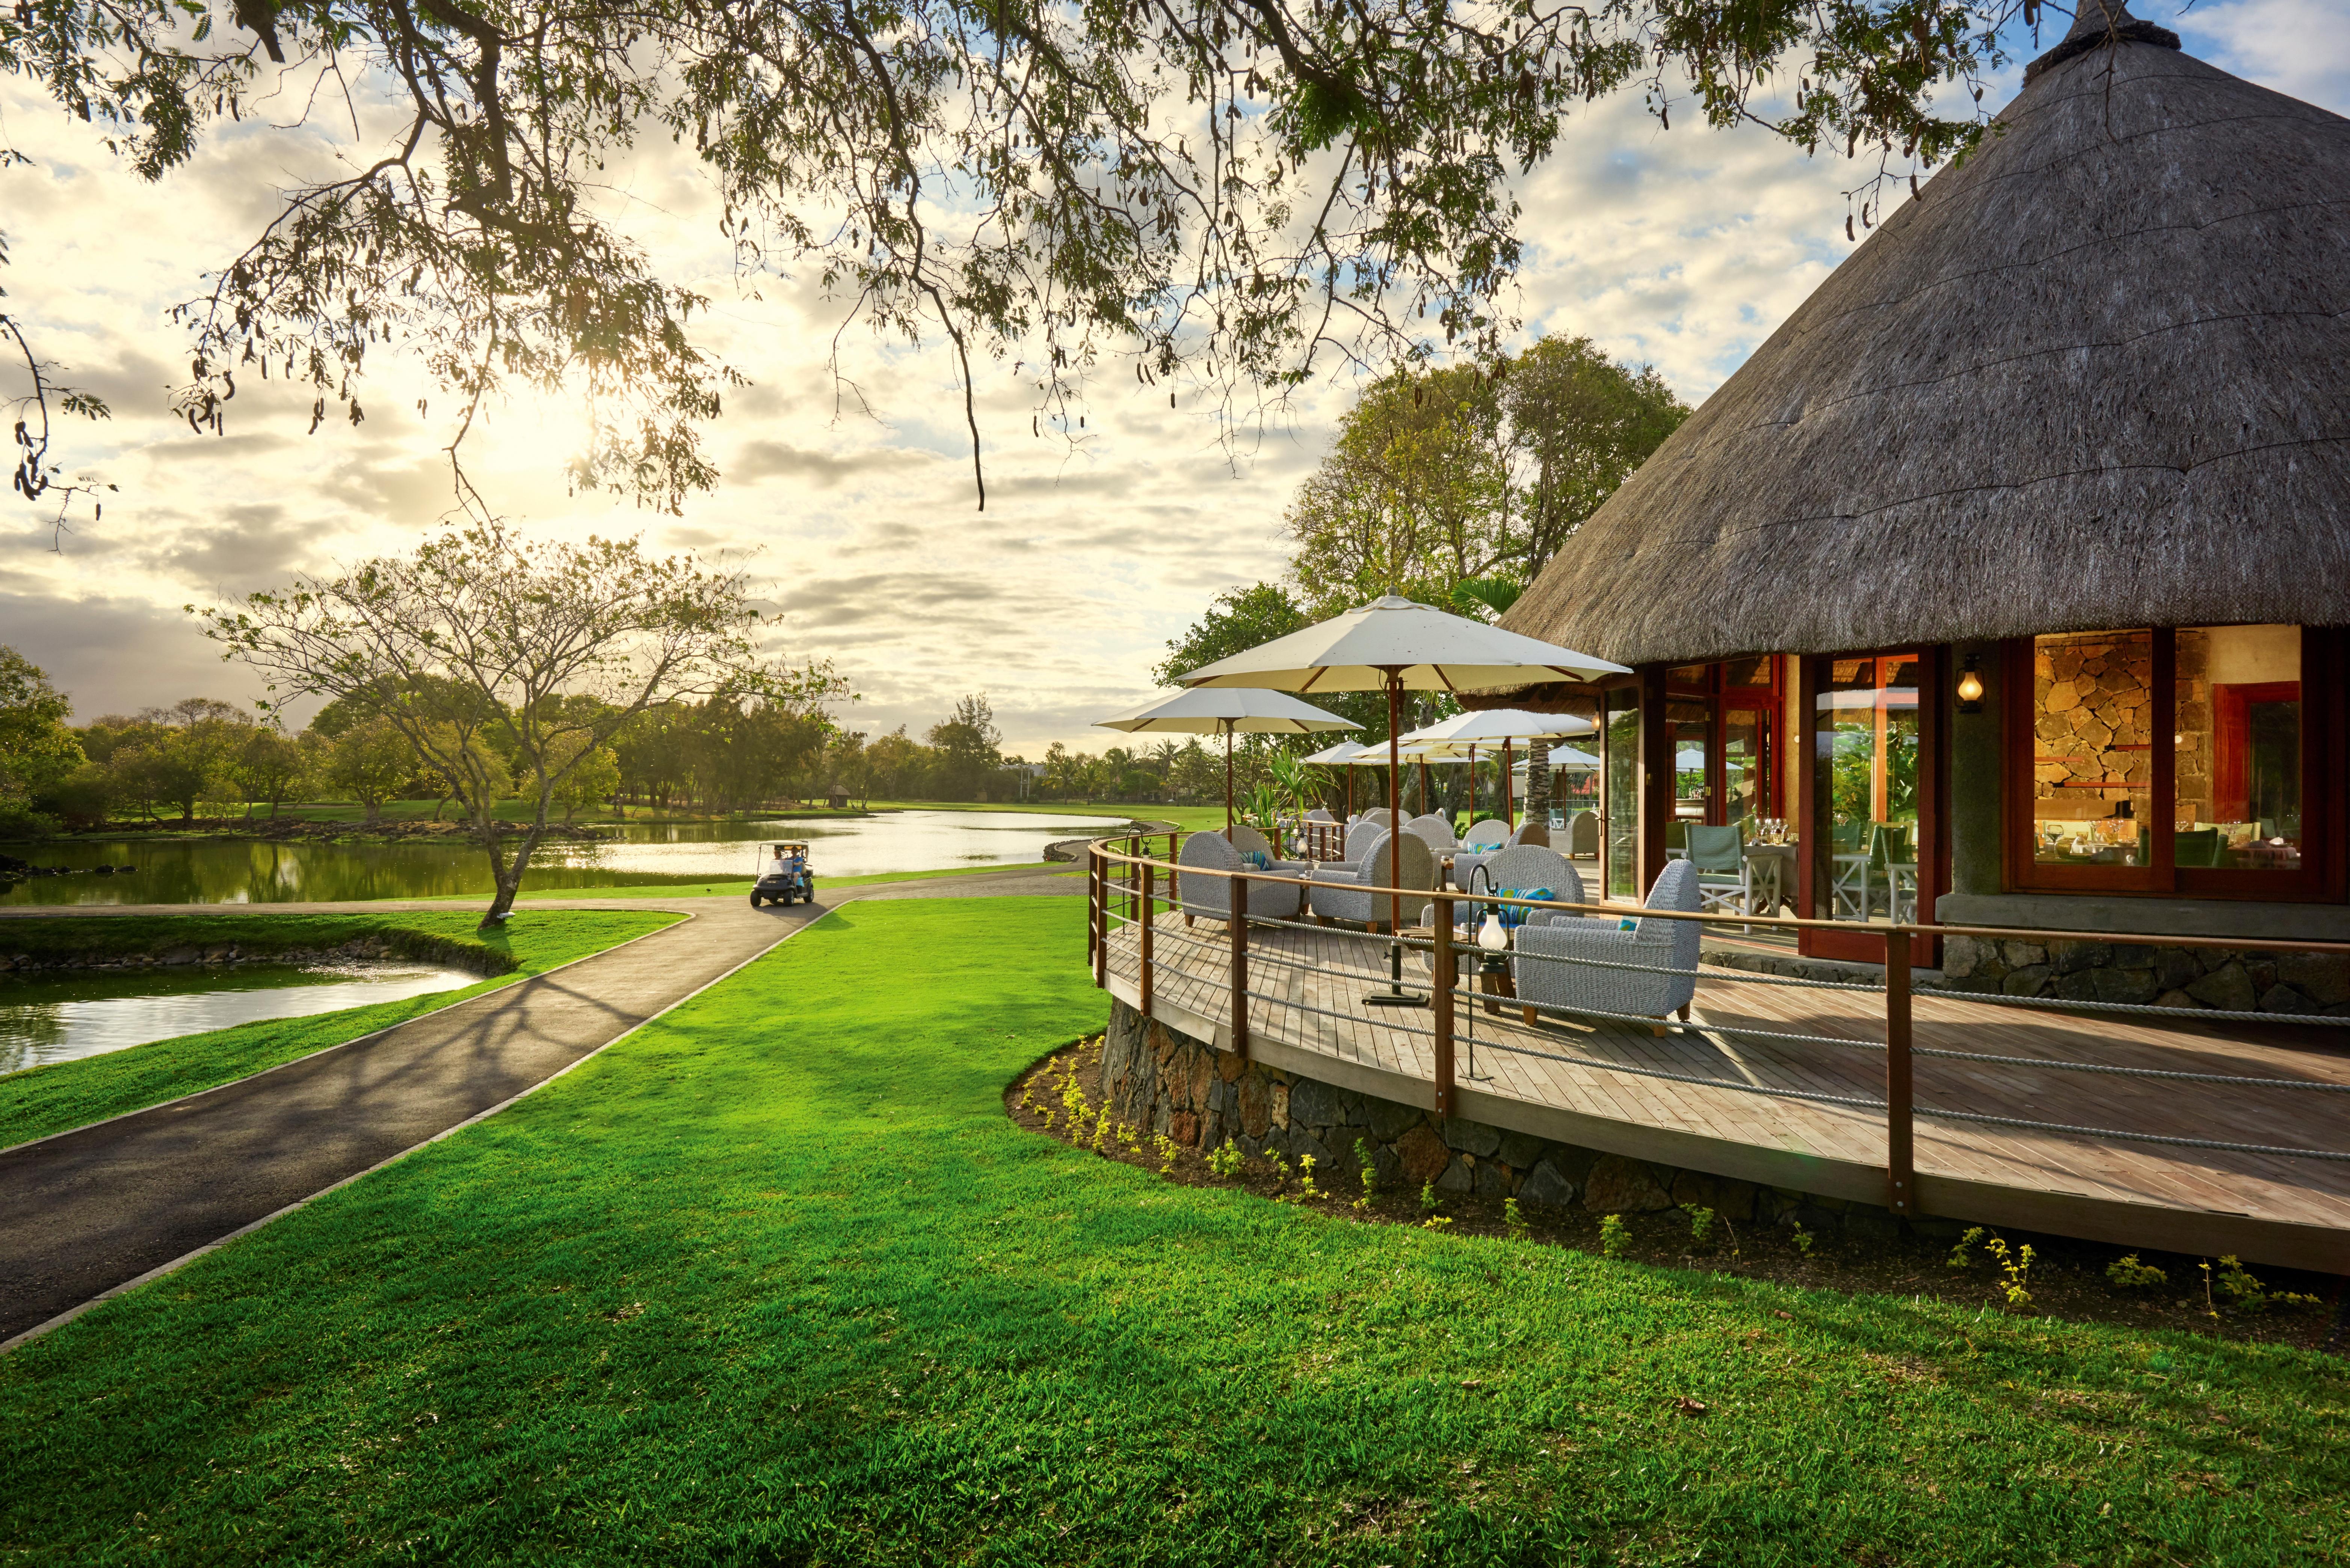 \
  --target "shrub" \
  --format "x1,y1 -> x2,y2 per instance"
2107,1254 -> 2167,1291
1599,1214 -> 1627,1259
